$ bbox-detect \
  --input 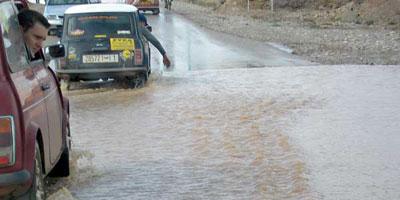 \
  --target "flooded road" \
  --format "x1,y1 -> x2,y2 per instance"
57,68 -> 316,200
50,65 -> 400,200
143,11 -> 314,72
46,10 -> 400,200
